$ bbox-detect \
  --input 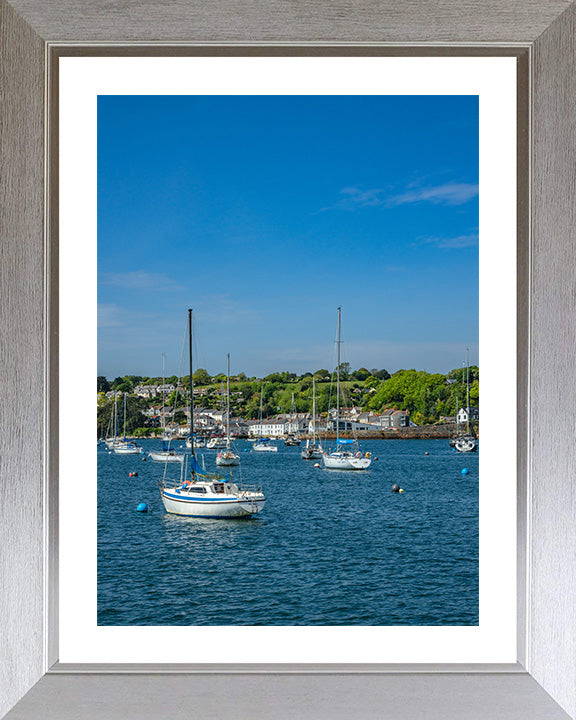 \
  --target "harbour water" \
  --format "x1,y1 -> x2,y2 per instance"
98,438 -> 478,626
